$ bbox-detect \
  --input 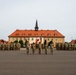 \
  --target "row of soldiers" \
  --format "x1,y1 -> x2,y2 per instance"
56,43 -> 76,50
0,42 -> 21,50
25,39 -> 54,54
